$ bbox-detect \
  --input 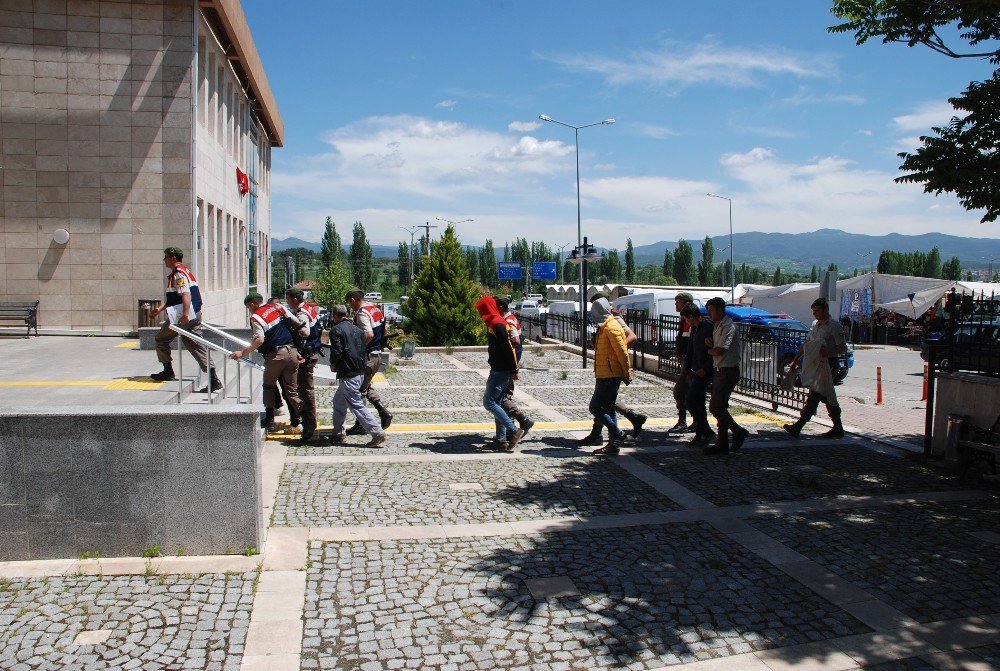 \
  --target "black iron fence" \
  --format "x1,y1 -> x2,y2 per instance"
520,311 -> 810,410
934,291 -> 1000,378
